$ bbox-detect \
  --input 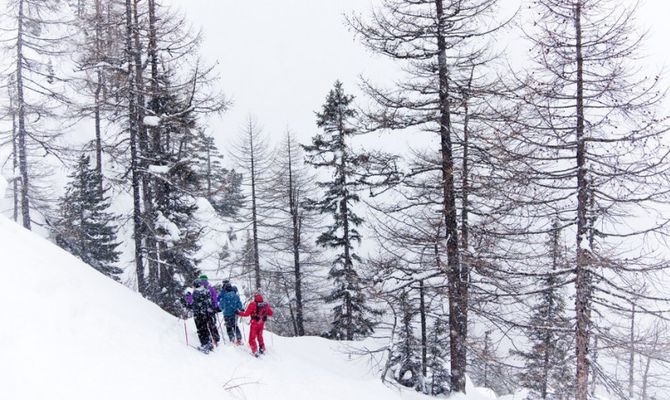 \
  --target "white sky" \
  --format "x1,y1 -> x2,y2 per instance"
165,0 -> 670,150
